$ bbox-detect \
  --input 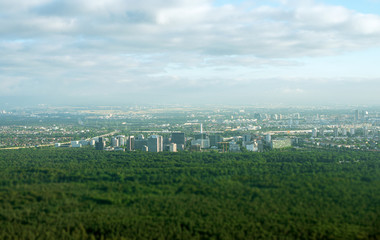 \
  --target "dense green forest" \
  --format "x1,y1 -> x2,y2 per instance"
0,148 -> 379,239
